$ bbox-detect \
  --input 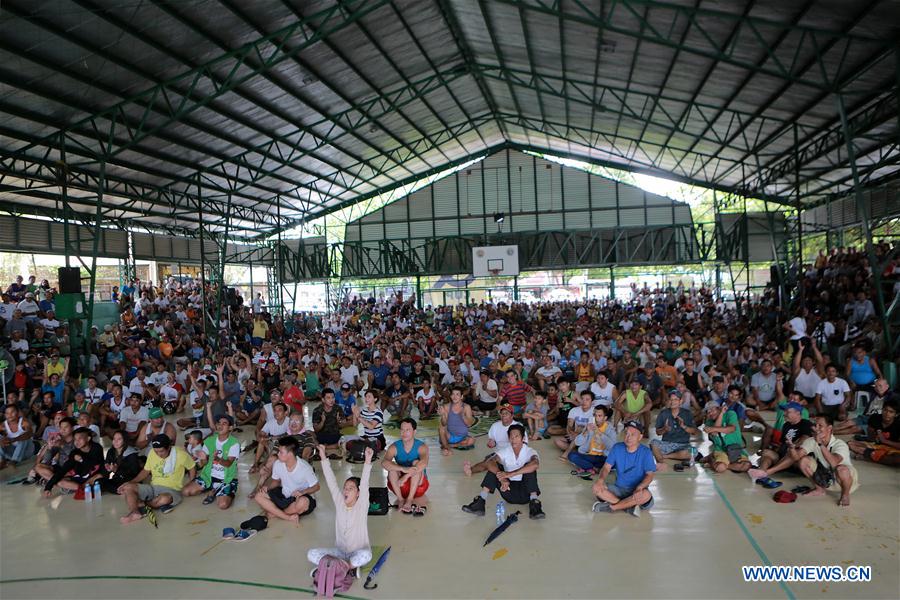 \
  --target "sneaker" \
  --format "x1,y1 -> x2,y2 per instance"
234,529 -> 257,542
310,568 -> 318,580
626,504 -> 641,518
529,499 -> 545,520
461,496 -> 486,516
591,501 -> 612,513
352,567 -> 361,579
159,503 -> 175,514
